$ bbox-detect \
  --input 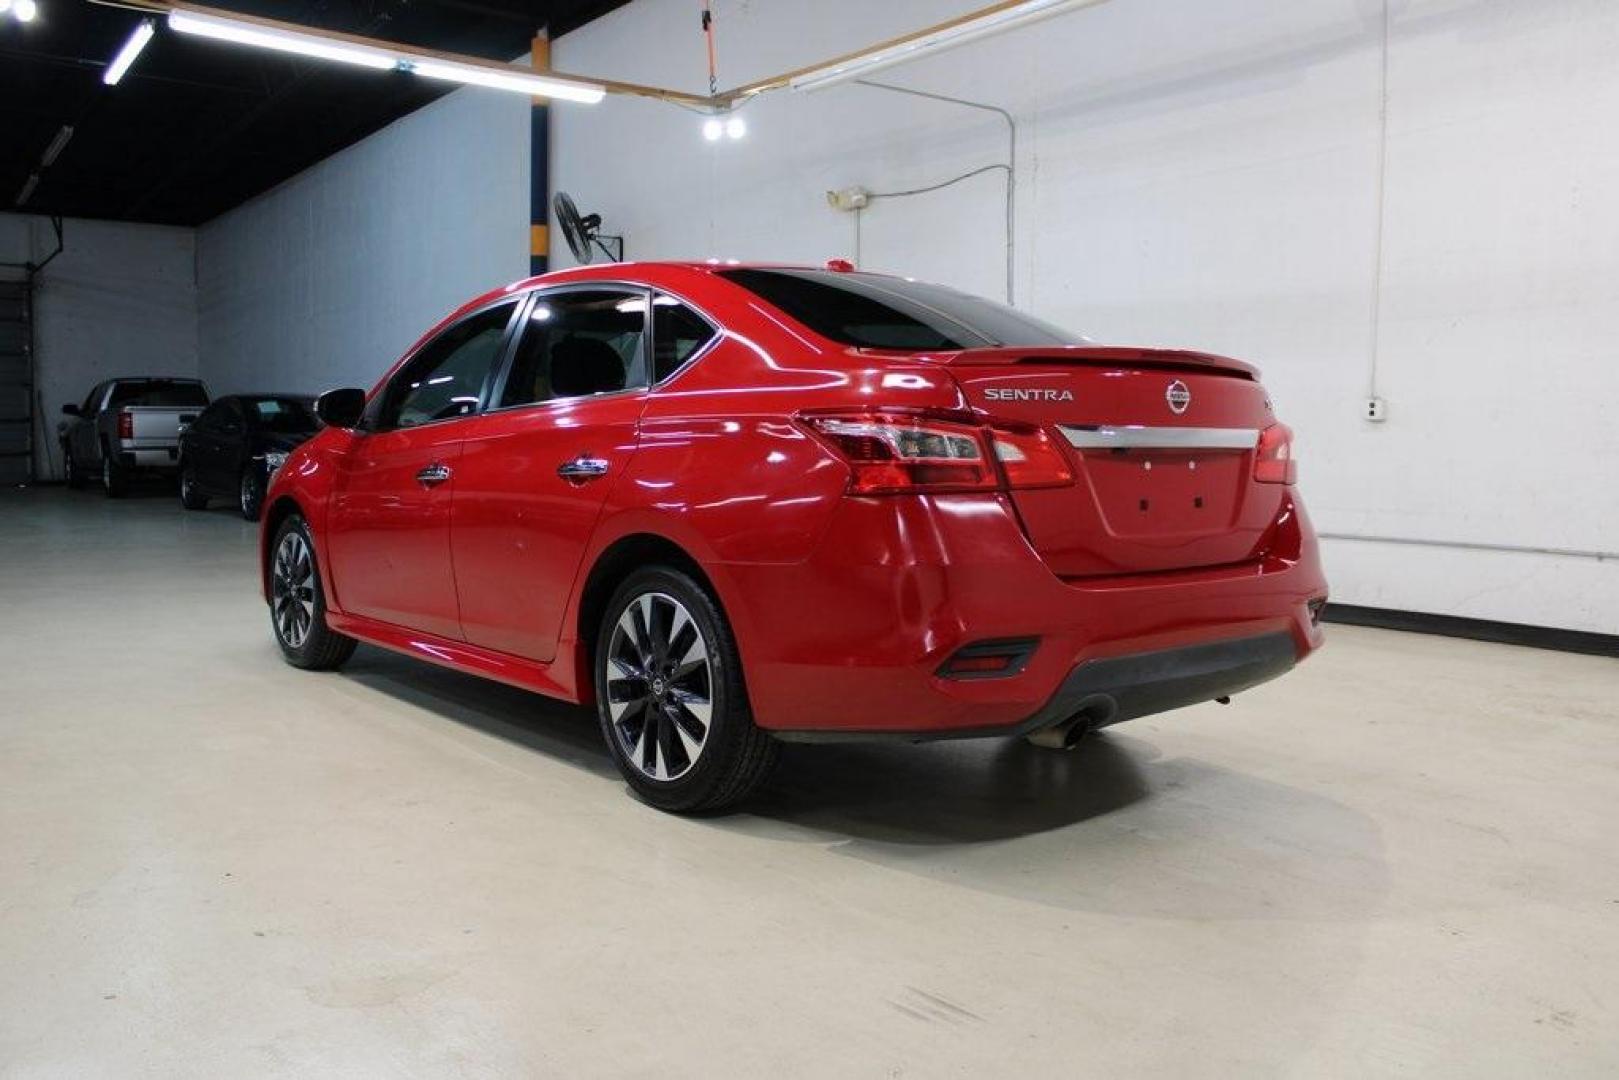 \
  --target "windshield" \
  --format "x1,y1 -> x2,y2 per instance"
244,397 -> 319,434
109,380 -> 209,408
719,268 -> 1084,351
